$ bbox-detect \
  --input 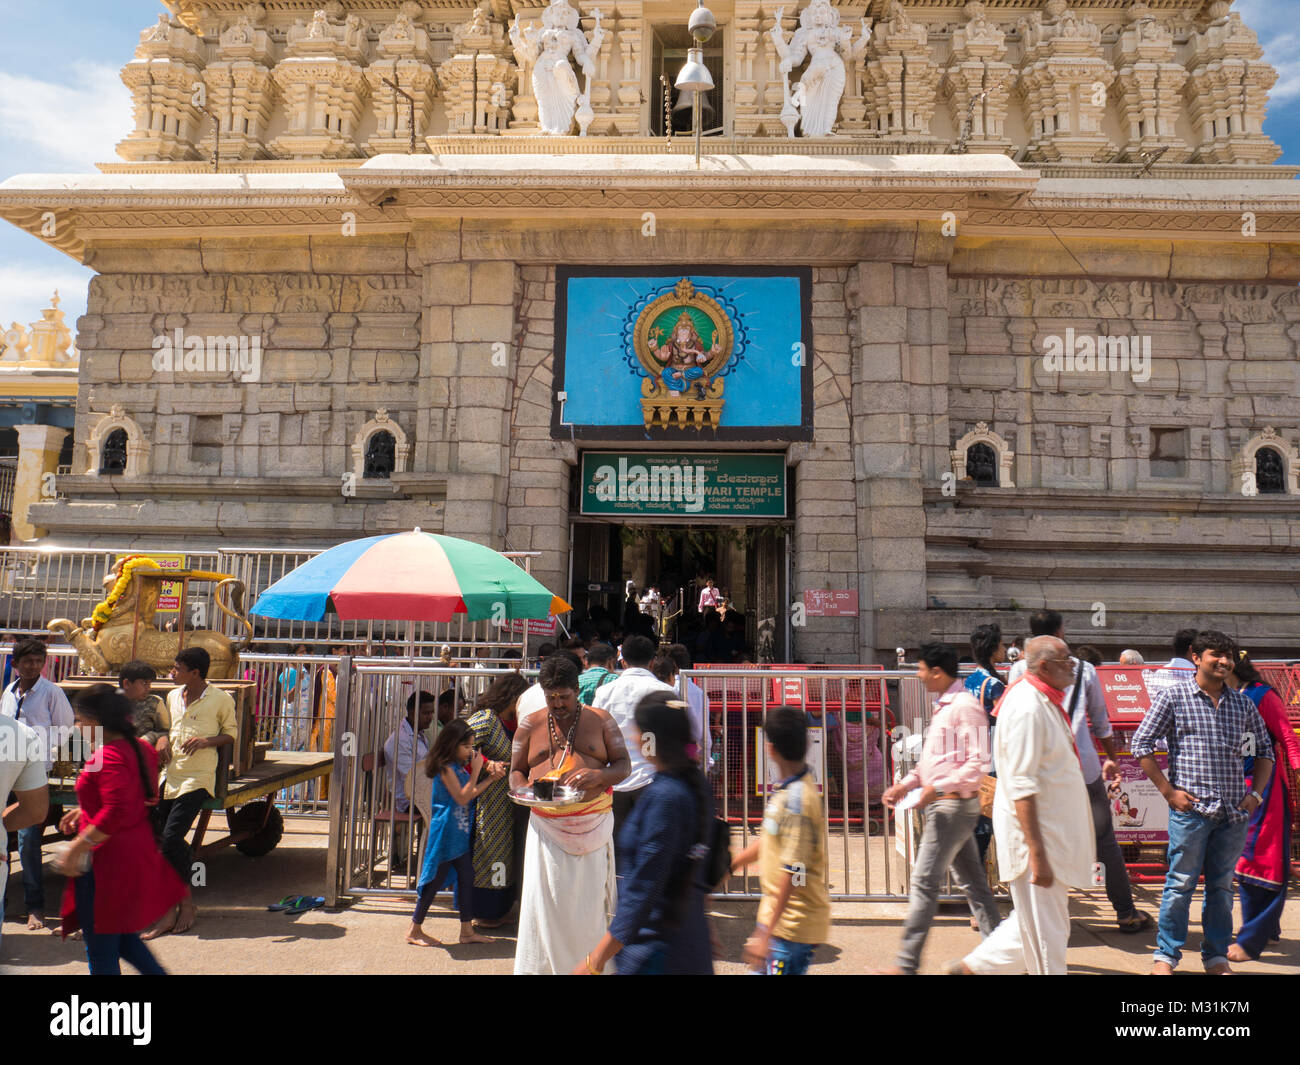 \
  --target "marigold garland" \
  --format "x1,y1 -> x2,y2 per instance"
91,556 -> 159,632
